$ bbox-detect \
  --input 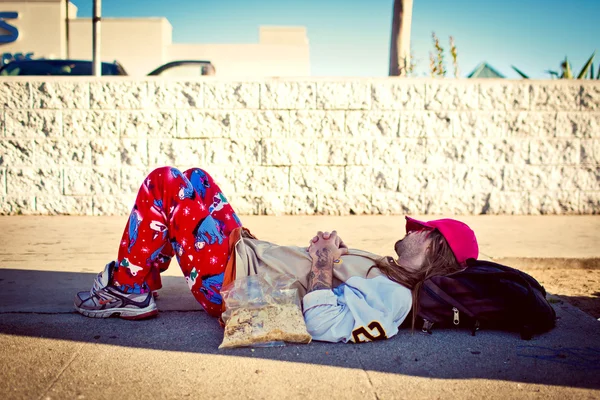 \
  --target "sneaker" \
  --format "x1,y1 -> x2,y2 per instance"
74,261 -> 158,320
